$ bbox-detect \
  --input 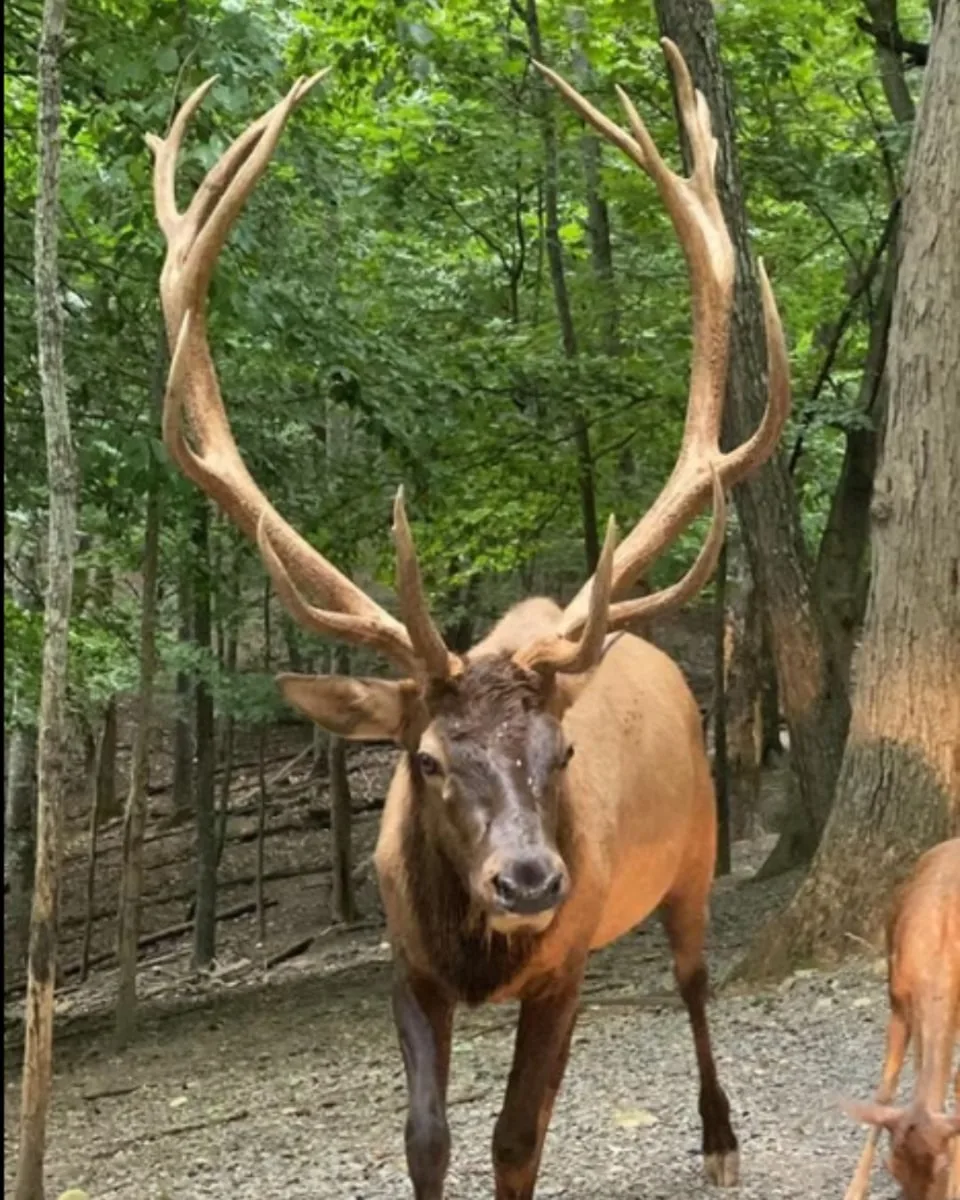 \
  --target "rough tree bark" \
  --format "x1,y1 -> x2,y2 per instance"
738,0 -> 960,980
191,499 -> 218,968
810,0 -> 916,684
524,0 -> 600,573
813,233 -> 897,688
5,522 -> 40,982
114,434 -> 163,1046
654,0 -> 851,870
14,0 -> 75,1194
